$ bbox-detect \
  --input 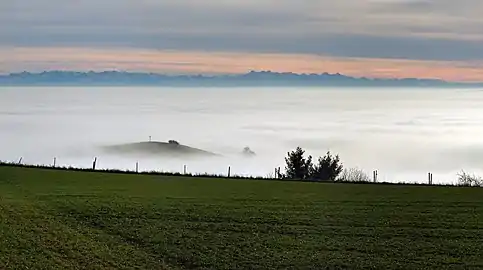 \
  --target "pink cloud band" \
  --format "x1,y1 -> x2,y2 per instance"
2,47 -> 483,82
